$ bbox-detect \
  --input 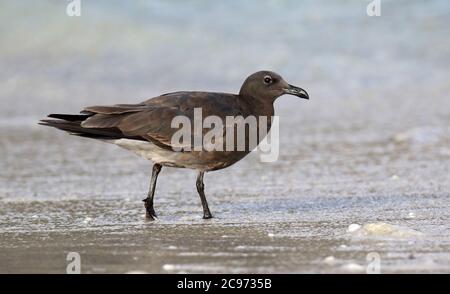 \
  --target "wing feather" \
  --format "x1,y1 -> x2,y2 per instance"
67,92 -> 246,150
